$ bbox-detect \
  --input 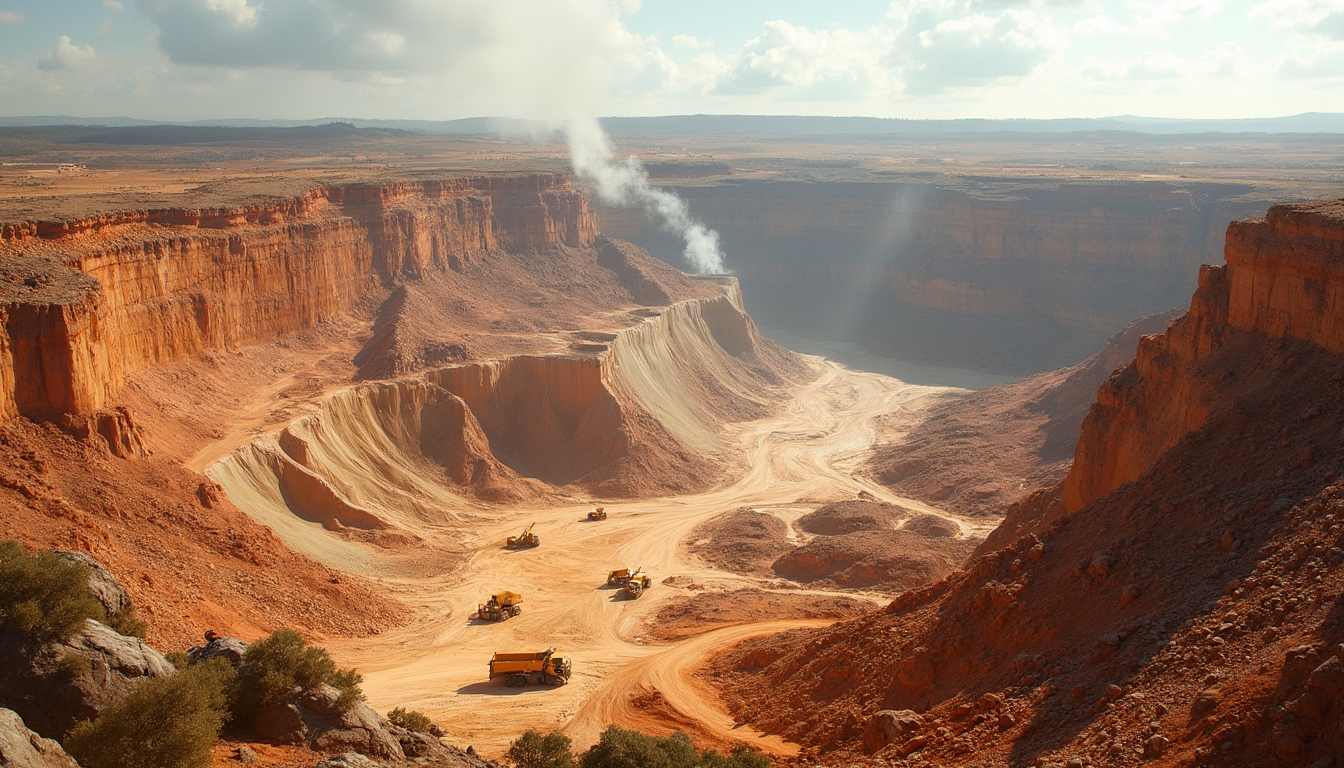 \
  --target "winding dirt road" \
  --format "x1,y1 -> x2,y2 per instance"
326,360 -> 977,756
